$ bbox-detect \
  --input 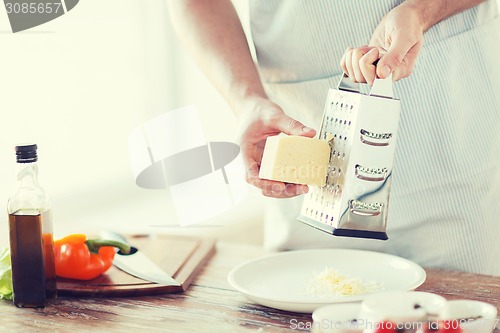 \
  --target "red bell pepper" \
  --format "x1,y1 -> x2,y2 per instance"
54,234 -> 130,280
